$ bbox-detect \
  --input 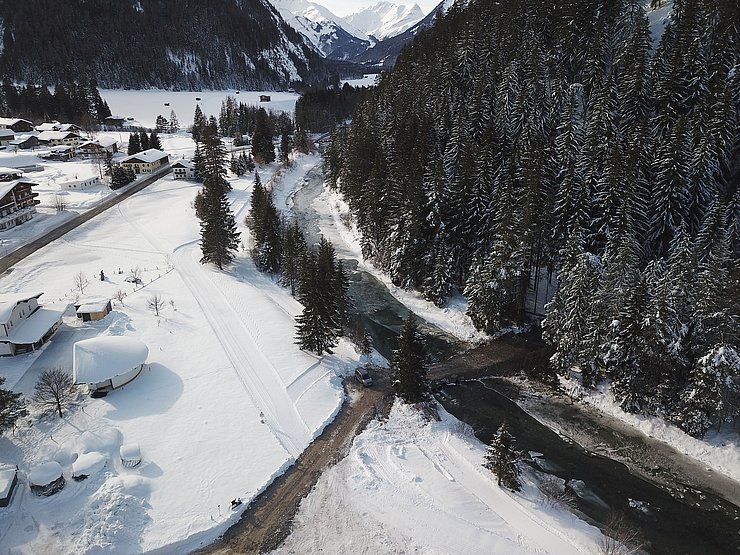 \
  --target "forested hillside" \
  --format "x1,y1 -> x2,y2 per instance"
325,0 -> 740,437
0,0 -> 330,89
